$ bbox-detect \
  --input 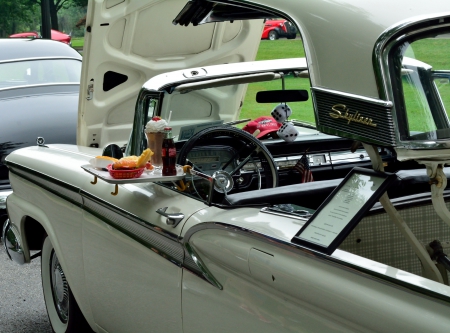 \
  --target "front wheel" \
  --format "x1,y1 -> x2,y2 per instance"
41,236 -> 93,333
268,30 -> 279,40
